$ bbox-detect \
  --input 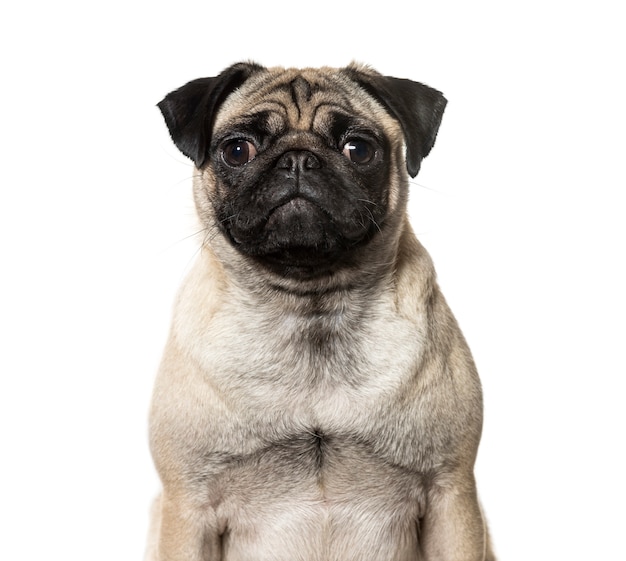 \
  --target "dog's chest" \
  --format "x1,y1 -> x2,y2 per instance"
172,290 -> 438,559
201,301 -> 428,514
212,426 -> 424,561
